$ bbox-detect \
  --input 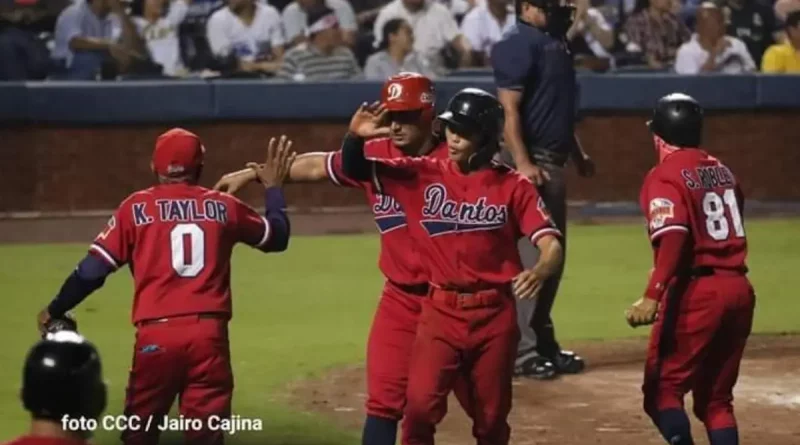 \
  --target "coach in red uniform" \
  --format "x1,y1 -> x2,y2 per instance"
626,93 -> 755,445
213,73 -> 472,445
4,333 -> 106,445
341,89 -> 564,445
36,128 -> 296,445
